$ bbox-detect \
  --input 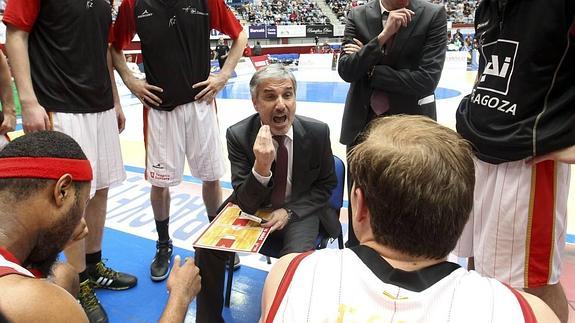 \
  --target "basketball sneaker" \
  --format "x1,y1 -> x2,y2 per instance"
78,279 -> 108,323
150,240 -> 173,281
88,261 -> 138,290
